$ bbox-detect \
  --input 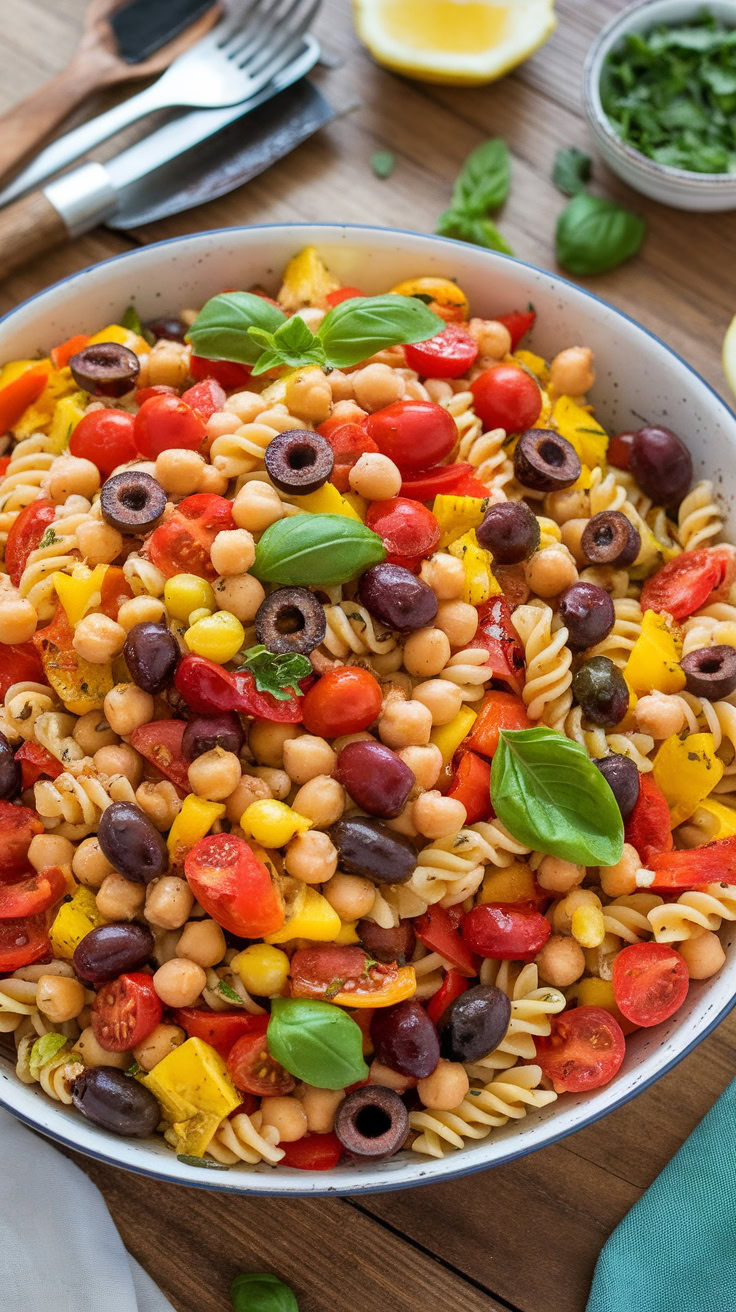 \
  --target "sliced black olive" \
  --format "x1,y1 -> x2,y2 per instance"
264,429 -> 334,495
581,511 -> 640,568
69,343 -> 140,397
254,587 -> 327,656
513,429 -> 581,492
100,470 -> 167,533
334,1086 -> 409,1159
682,645 -> 736,700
